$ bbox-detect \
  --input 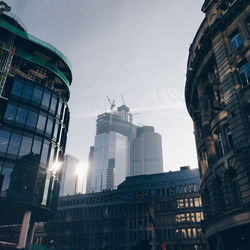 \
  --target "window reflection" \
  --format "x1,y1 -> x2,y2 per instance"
6,133 -> 22,159
46,117 -> 54,138
40,141 -> 50,166
11,81 -> 23,96
53,122 -> 59,142
0,165 -> 14,196
4,104 -> 17,122
22,84 -> 33,100
41,90 -> 51,109
0,130 -> 10,156
26,110 -> 38,129
15,106 -> 28,124
50,94 -> 58,114
32,138 -> 42,156
32,87 -> 43,104
19,135 -> 32,158
36,113 -> 47,132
